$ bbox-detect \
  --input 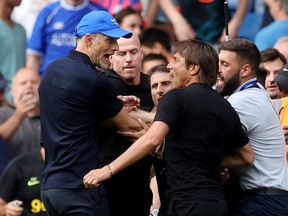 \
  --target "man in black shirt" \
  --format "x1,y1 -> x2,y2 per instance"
98,33 -> 154,216
84,39 -> 255,216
